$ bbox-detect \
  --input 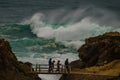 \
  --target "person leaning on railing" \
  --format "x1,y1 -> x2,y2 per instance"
51,60 -> 55,72
48,58 -> 52,72
56,60 -> 61,72
64,58 -> 70,73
